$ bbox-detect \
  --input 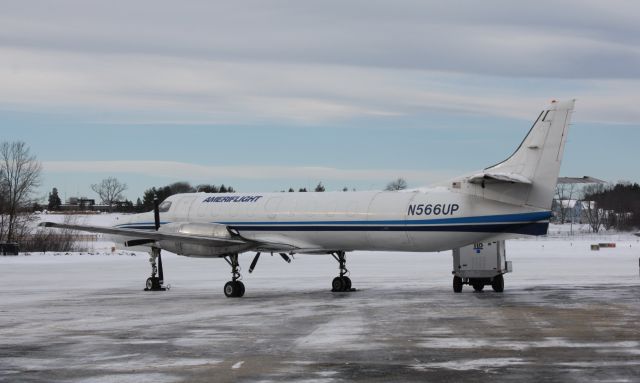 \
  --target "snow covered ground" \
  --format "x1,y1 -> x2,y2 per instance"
17,213 -> 640,291
1,214 -> 639,382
